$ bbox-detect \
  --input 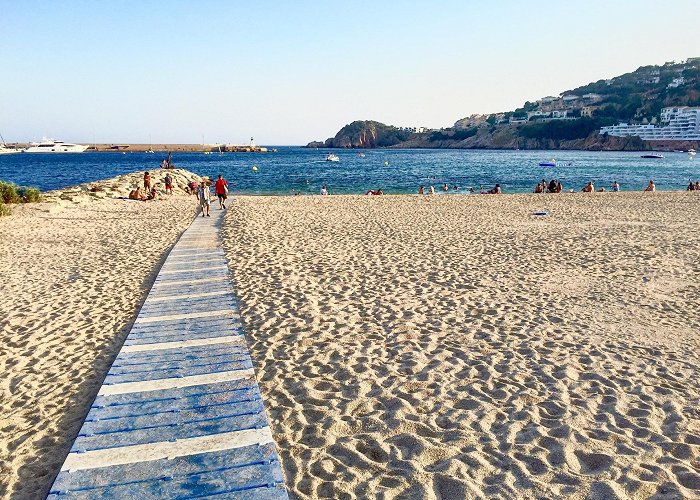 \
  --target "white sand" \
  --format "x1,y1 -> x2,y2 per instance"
222,192 -> 700,499
0,171 -> 201,499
